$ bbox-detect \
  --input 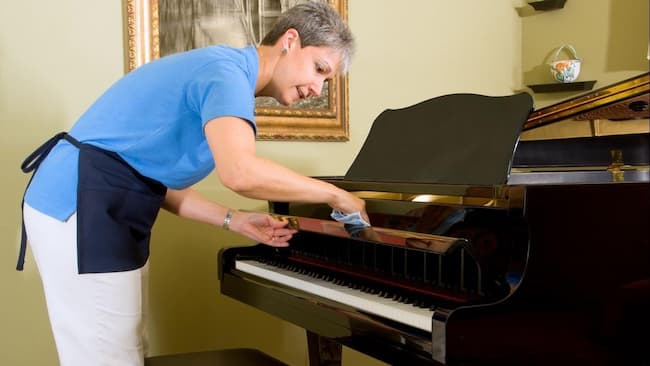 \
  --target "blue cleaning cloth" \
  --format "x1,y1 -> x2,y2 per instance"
330,210 -> 371,227
331,210 -> 371,237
